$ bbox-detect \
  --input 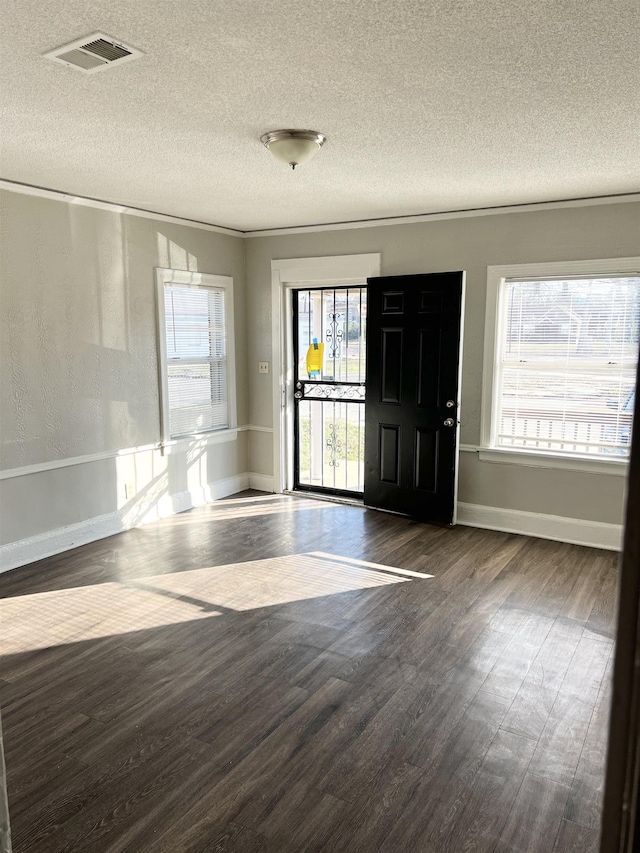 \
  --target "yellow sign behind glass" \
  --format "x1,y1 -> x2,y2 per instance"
306,340 -> 324,376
